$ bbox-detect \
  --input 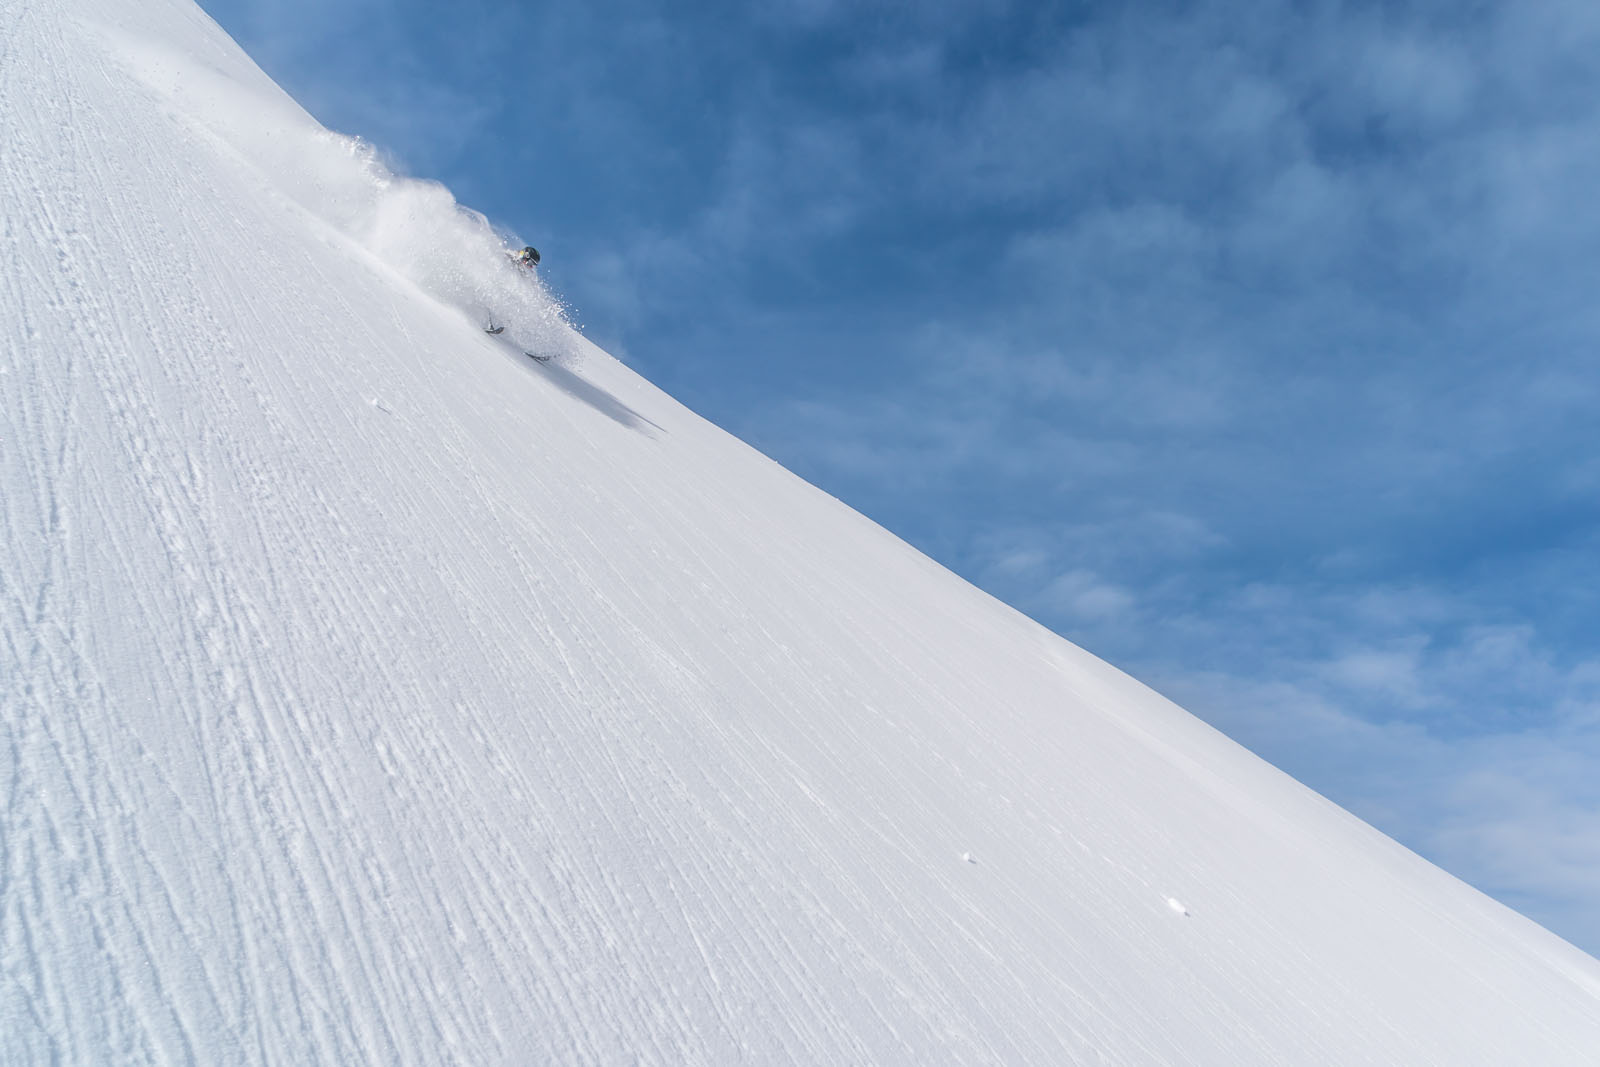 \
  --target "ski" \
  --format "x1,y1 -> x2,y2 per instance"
484,323 -> 549,361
